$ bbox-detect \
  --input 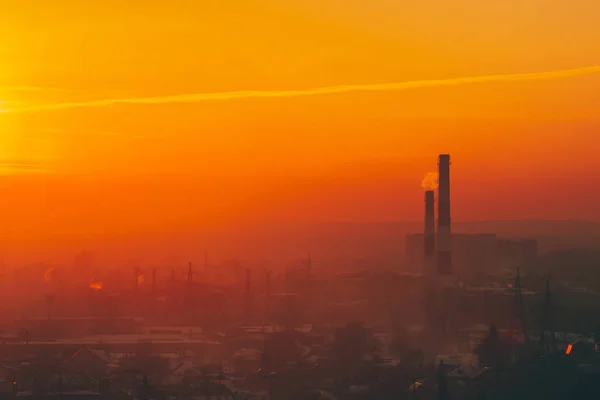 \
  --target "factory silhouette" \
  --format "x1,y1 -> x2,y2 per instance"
0,154 -> 599,400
